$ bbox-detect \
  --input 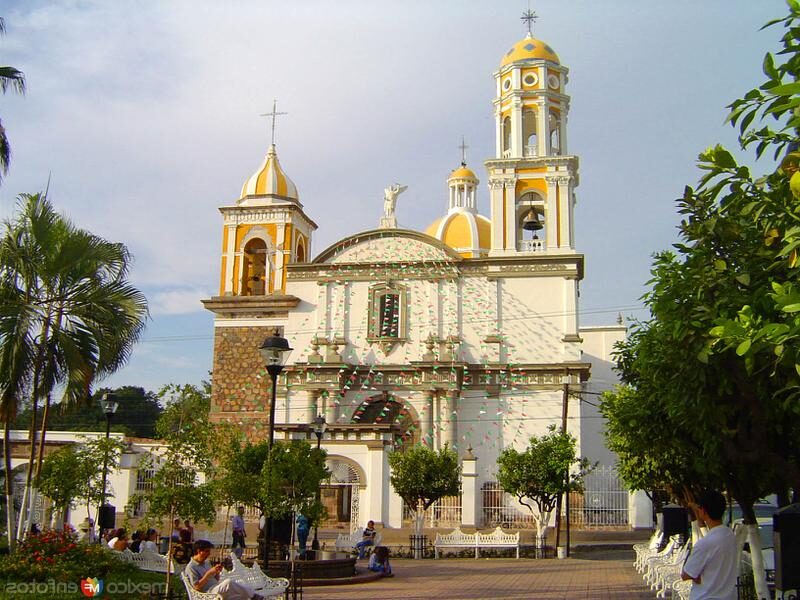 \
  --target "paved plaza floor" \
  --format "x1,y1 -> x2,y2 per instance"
306,549 -> 657,599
